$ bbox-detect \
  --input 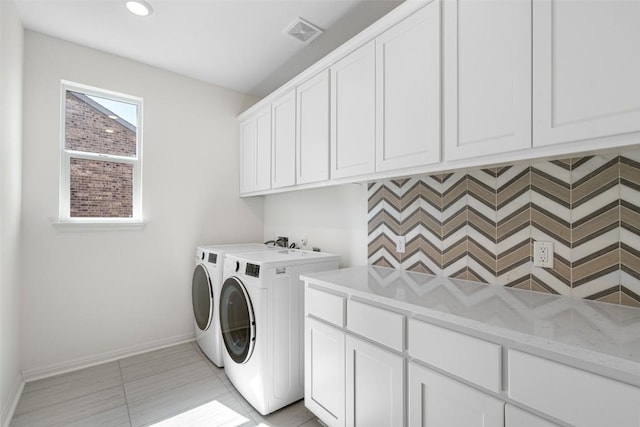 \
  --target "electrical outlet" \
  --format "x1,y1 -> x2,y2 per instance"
533,241 -> 554,268
396,235 -> 406,253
